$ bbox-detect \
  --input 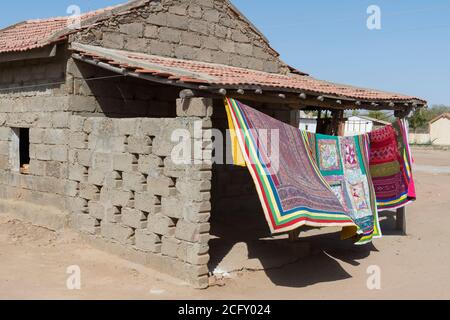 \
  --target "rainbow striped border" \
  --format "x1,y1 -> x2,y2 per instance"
225,98 -> 356,234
